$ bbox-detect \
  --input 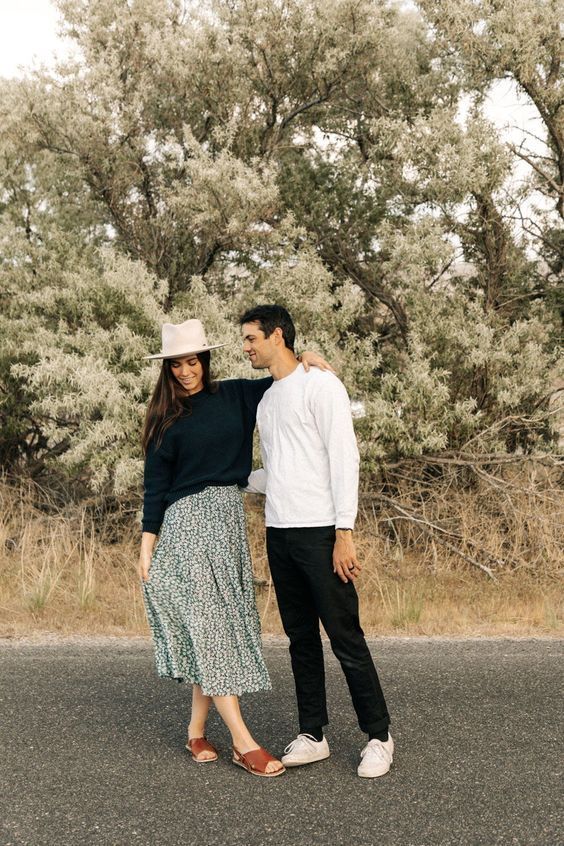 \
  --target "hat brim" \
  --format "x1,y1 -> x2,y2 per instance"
144,343 -> 227,360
